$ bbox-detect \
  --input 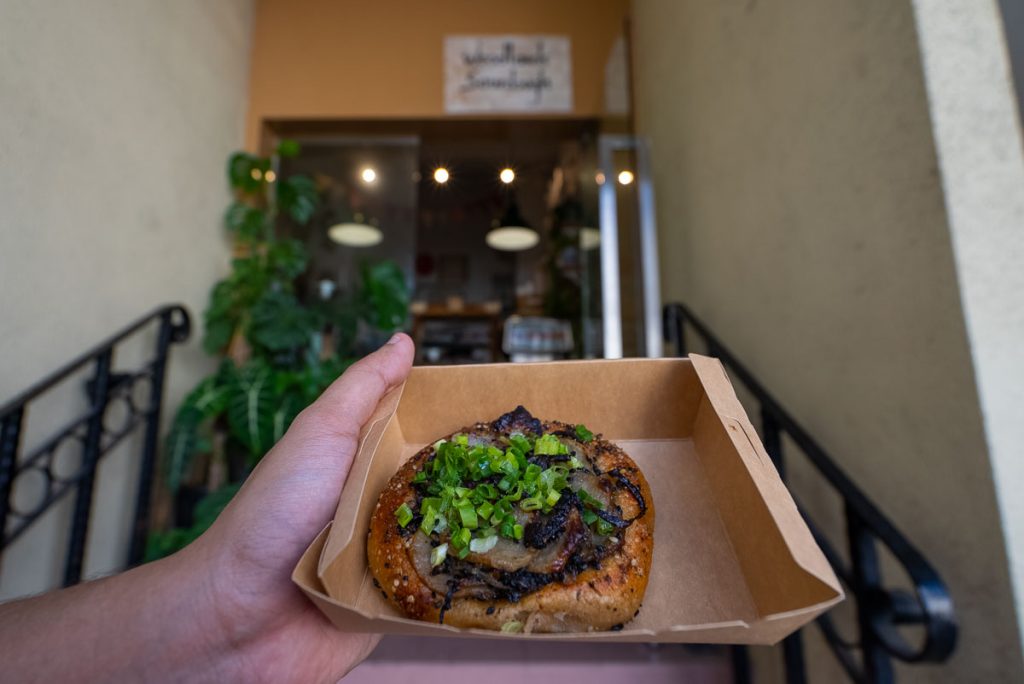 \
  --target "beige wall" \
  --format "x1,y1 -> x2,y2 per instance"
0,1 -> 253,598
632,0 -> 1022,681
245,0 -> 629,148
914,0 -> 1024,643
